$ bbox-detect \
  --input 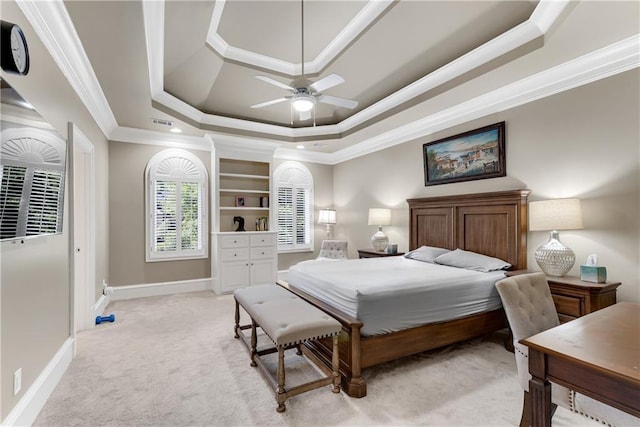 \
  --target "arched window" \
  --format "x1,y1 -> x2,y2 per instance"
0,127 -> 66,239
145,149 -> 208,261
273,161 -> 313,252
